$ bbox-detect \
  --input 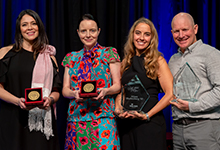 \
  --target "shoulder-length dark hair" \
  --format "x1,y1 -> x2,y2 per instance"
14,9 -> 48,58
